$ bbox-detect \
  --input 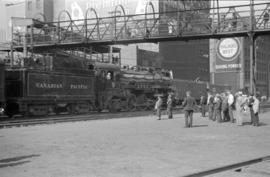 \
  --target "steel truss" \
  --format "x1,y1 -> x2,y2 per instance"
9,2 -> 270,49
